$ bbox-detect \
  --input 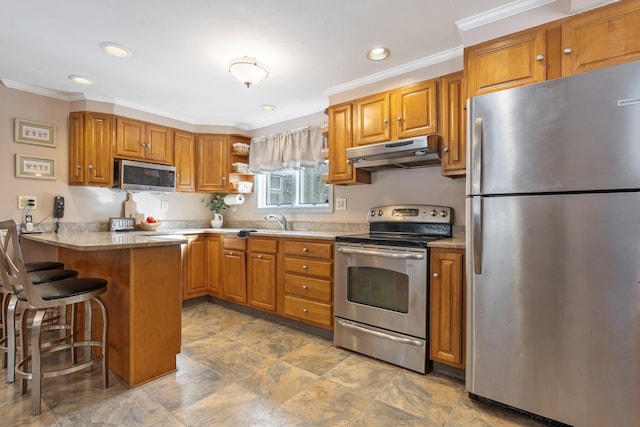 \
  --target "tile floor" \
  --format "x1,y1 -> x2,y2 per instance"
1,301 -> 548,426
